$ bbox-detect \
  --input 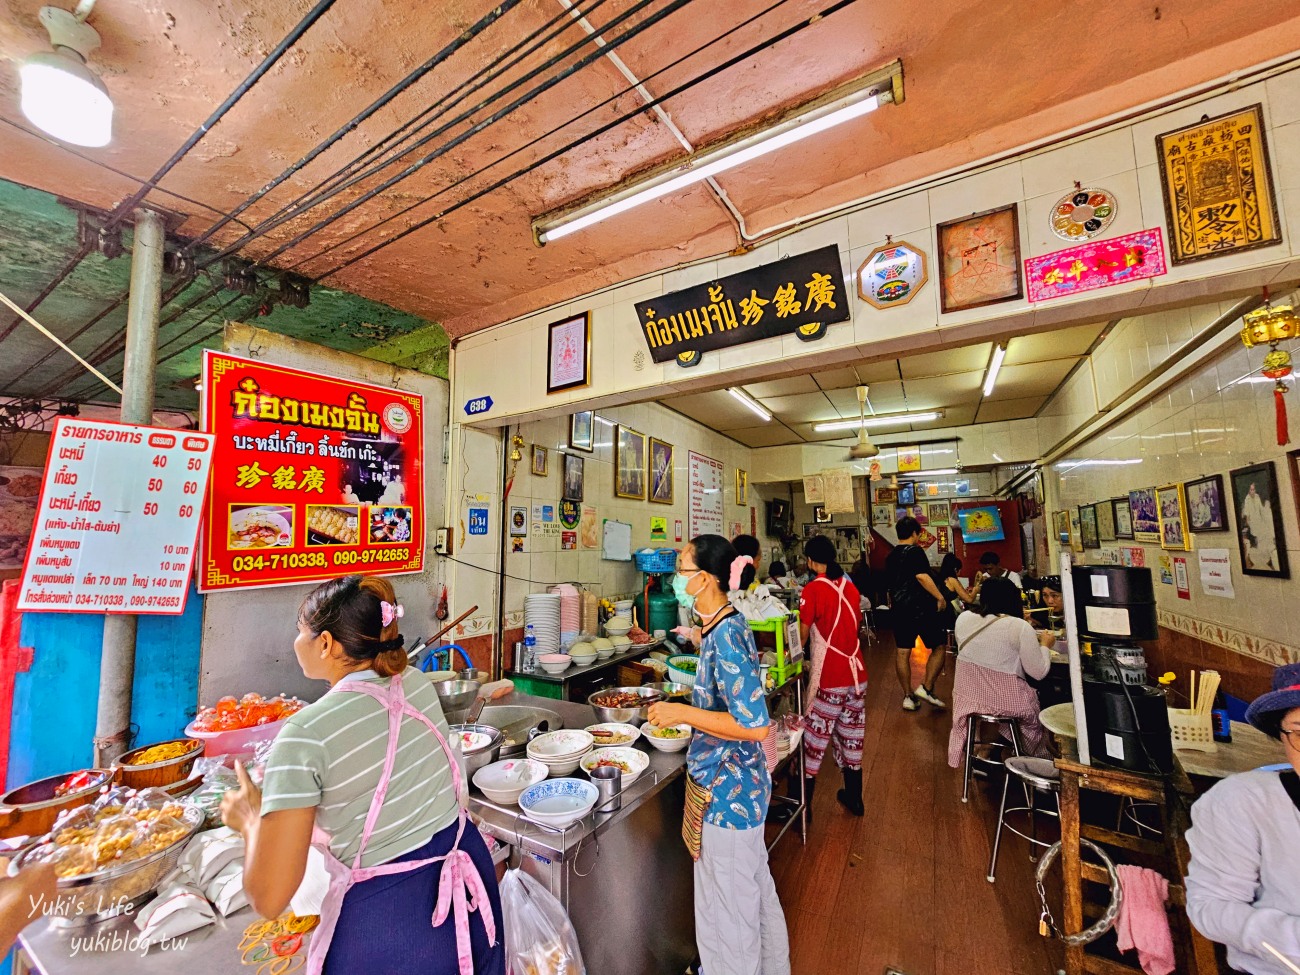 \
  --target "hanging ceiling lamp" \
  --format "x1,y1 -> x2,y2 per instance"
20,4 -> 113,147
1240,297 -> 1300,445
